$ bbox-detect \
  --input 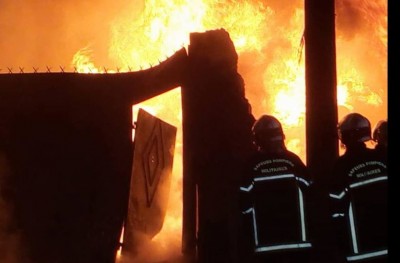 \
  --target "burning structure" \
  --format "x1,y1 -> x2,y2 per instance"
0,28 -> 255,263
0,0 -> 387,263
0,46 -> 187,263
